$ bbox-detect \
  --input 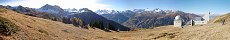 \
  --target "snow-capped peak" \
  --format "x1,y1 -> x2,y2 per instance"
95,9 -> 120,14
154,8 -> 163,12
79,8 -> 92,13
64,8 -> 78,12
145,8 -> 152,11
